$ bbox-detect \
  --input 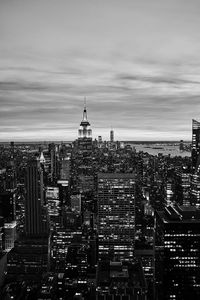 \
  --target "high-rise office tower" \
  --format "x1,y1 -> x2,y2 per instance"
78,99 -> 92,151
155,206 -> 200,300
190,174 -> 200,208
191,120 -> 200,207
48,143 -> 58,183
5,141 -> 17,191
192,119 -> 200,173
165,181 -> 174,206
10,141 -> 15,167
110,129 -> 114,142
0,191 -> 16,251
174,167 -> 191,207
7,159 -> 49,282
25,159 -> 48,237
76,100 -> 94,193
60,157 -> 70,181
98,173 -> 135,261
